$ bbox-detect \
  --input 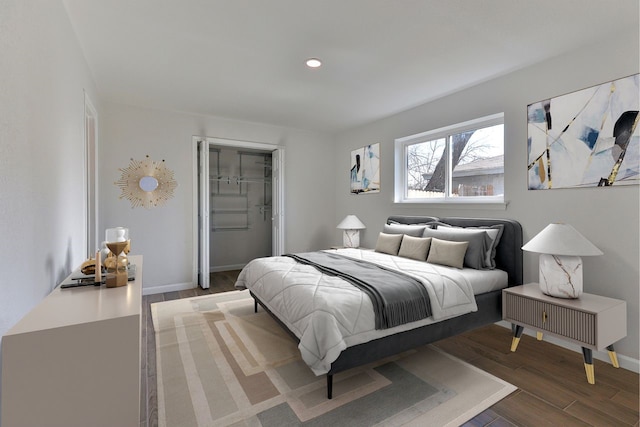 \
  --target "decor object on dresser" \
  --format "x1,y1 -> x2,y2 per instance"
105,227 -> 130,287
151,290 -> 515,426
522,223 -> 603,298
350,143 -> 380,194
115,155 -> 177,208
527,73 -> 639,189
336,214 -> 366,248
503,283 -> 626,385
